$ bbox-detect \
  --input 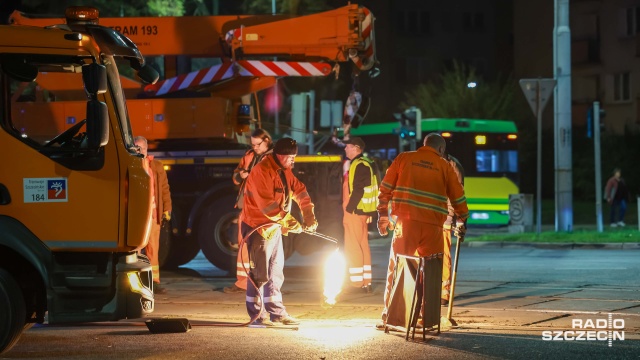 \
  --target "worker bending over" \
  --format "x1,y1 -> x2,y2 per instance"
376,133 -> 468,329
241,137 -> 318,326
